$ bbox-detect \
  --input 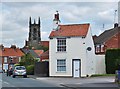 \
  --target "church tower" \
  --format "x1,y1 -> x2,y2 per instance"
26,17 -> 41,48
